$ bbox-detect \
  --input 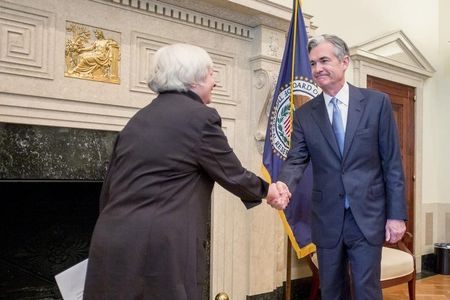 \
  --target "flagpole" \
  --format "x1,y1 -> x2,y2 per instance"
285,0 -> 298,299
285,238 -> 292,300
262,0 -> 316,297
